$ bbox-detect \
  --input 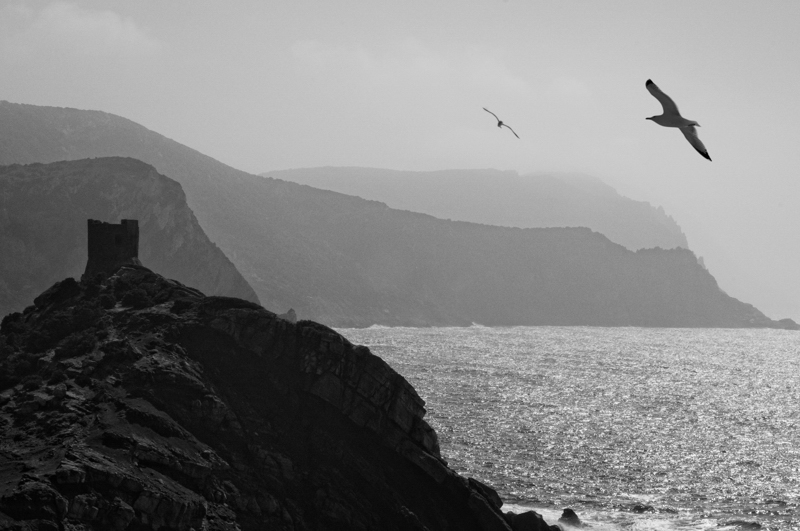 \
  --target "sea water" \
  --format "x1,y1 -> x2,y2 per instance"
336,326 -> 800,531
